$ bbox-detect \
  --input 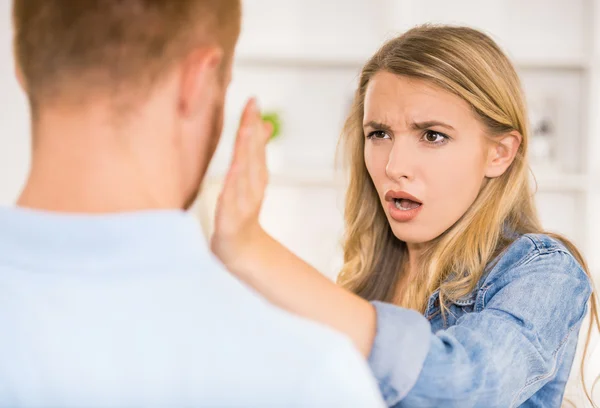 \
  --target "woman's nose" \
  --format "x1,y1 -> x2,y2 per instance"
385,138 -> 415,182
